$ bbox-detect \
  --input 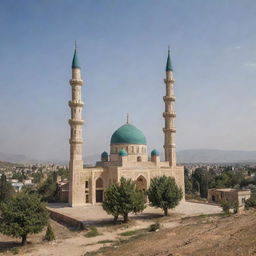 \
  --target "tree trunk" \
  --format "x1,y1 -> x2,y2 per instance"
114,215 -> 118,224
21,234 -> 27,246
123,213 -> 128,223
164,208 -> 168,216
